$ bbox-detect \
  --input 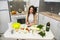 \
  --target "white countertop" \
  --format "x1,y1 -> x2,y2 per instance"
11,14 -> 26,19
3,22 -> 54,40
